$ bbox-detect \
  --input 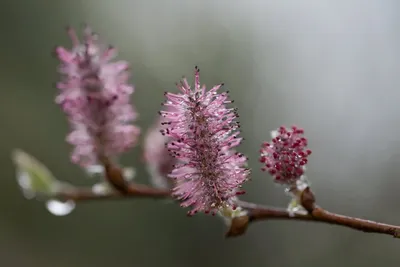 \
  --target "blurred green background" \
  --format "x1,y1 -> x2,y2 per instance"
1,0 -> 400,266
